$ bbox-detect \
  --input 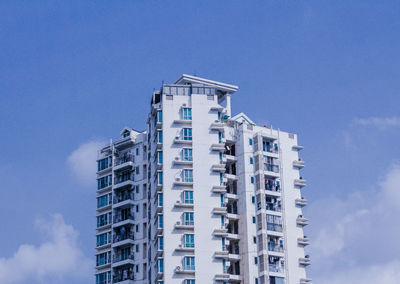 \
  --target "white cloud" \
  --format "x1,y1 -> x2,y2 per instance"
67,140 -> 105,187
0,214 -> 92,284
352,116 -> 400,129
308,163 -> 400,283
